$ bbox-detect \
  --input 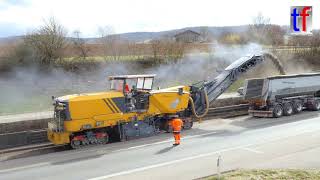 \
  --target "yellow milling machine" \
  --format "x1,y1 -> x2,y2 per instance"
48,54 -> 274,148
